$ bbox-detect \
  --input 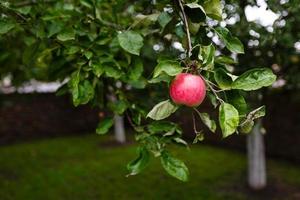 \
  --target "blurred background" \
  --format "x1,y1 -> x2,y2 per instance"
0,0 -> 299,200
